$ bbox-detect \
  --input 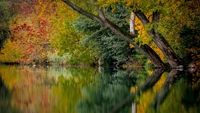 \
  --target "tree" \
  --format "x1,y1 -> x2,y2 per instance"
49,0 -> 95,65
72,4 -> 137,66
0,39 -> 21,63
0,0 -> 13,49
10,21 -> 52,63
76,70 -> 132,113
2,0 -> 57,64
62,0 -> 199,68
0,0 -> 96,65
